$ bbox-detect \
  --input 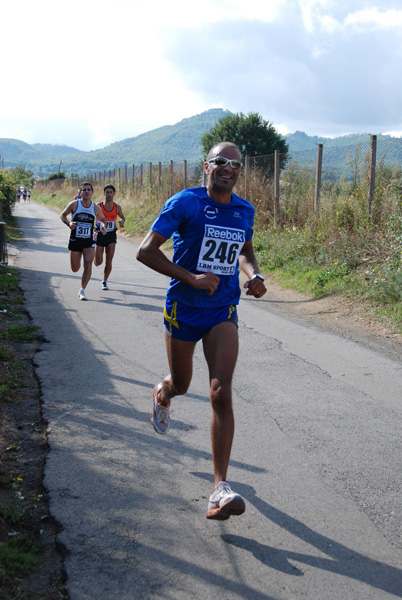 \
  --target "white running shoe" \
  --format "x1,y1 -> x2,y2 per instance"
206,482 -> 245,520
78,289 -> 88,301
102,281 -> 109,291
150,383 -> 171,434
